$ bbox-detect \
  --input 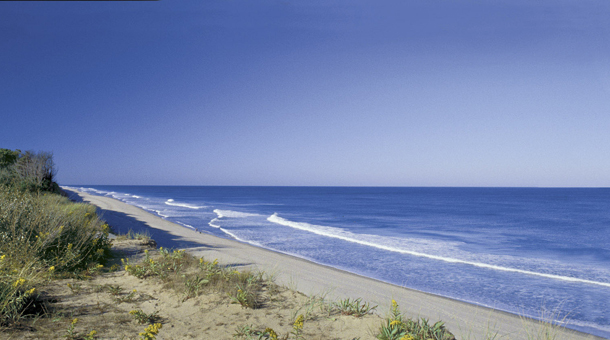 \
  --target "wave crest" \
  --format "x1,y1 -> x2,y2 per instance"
267,213 -> 610,288
165,199 -> 206,209
213,209 -> 260,218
